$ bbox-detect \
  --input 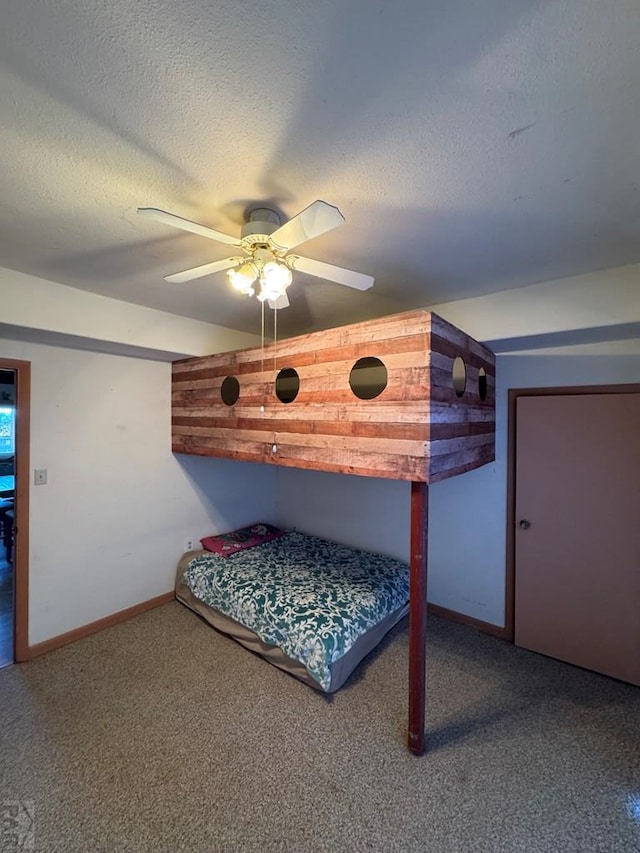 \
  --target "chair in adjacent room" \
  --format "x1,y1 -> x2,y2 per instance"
0,501 -> 14,563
